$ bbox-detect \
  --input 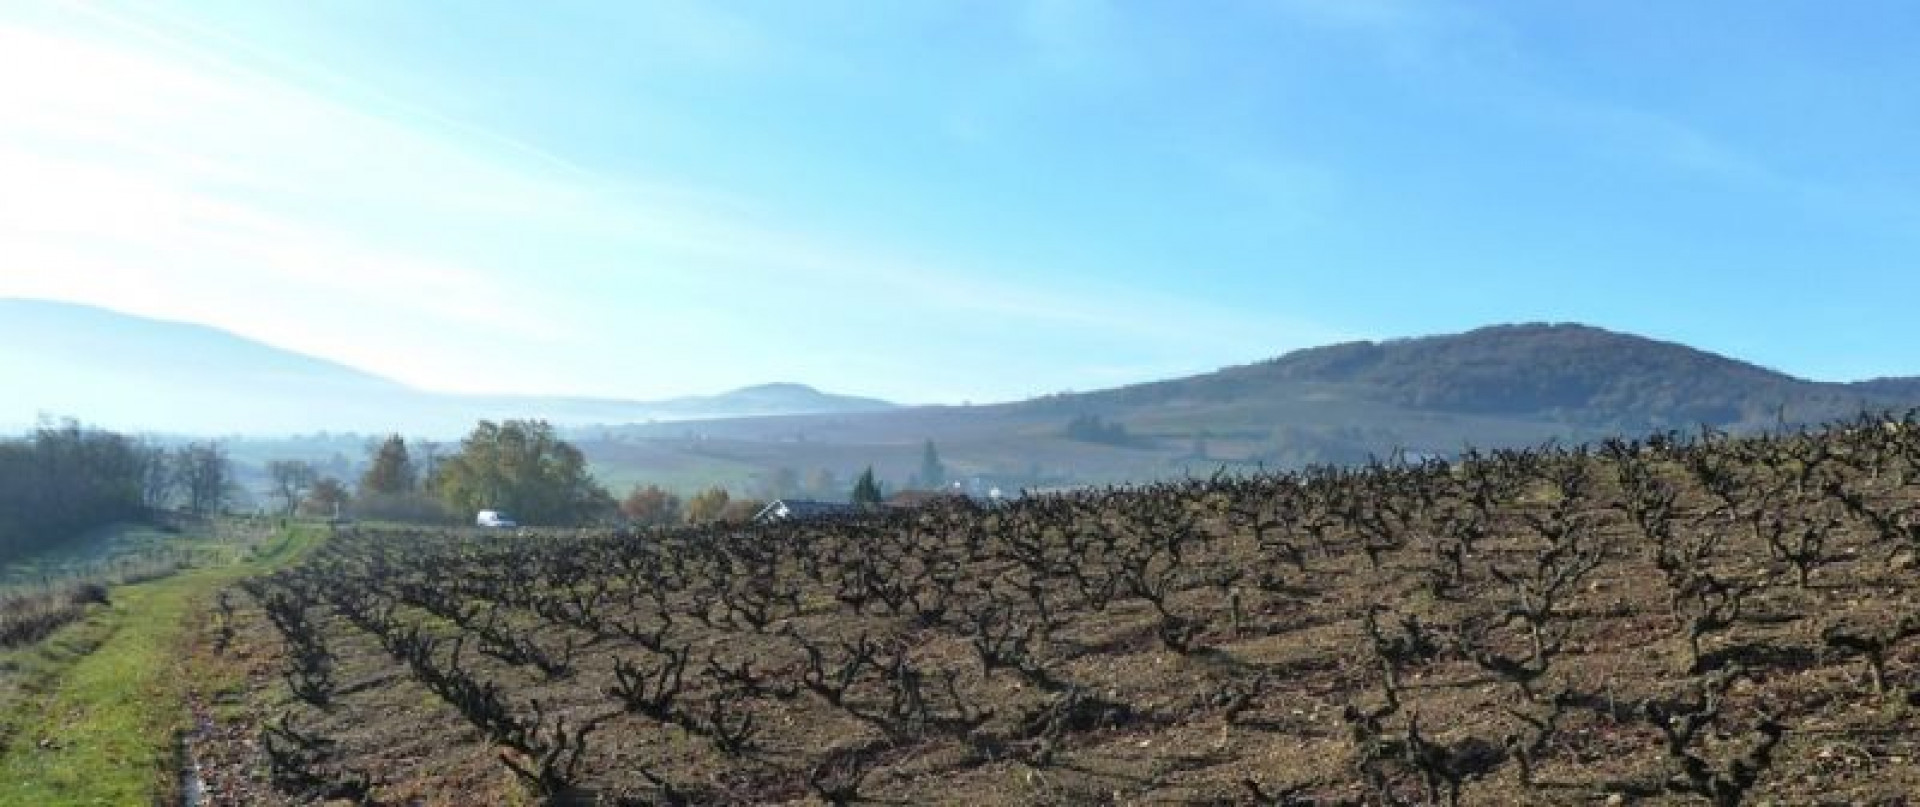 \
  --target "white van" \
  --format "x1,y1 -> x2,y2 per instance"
476,510 -> 518,528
